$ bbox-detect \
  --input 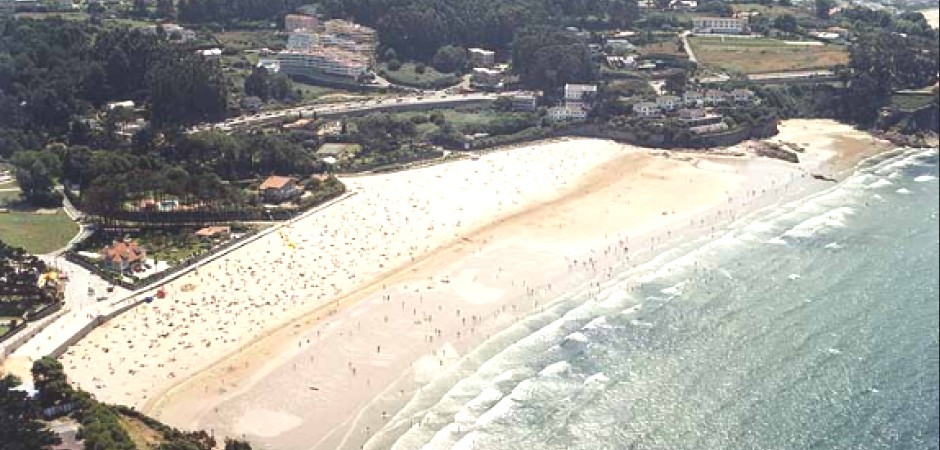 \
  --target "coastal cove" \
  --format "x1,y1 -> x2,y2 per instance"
27,119 -> 892,449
